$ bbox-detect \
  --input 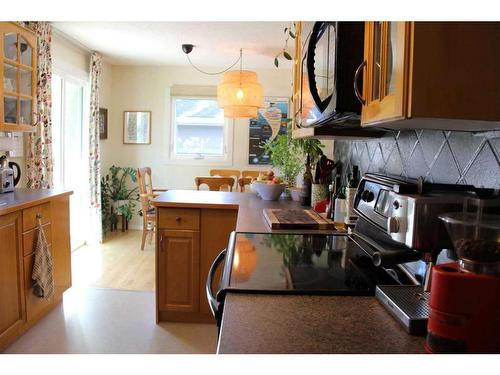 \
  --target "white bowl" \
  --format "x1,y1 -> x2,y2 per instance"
252,183 -> 286,201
